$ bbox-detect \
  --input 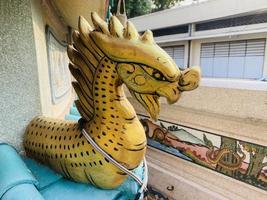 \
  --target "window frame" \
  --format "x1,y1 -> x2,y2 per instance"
200,39 -> 266,80
161,44 -> 186,69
